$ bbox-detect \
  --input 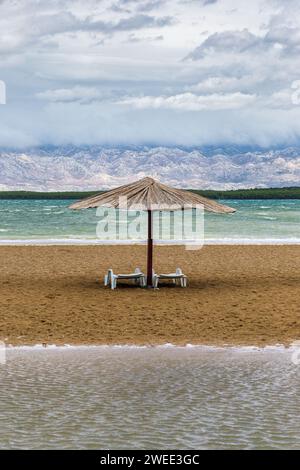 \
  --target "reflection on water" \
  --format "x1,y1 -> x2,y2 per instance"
0,347 -> 299,449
